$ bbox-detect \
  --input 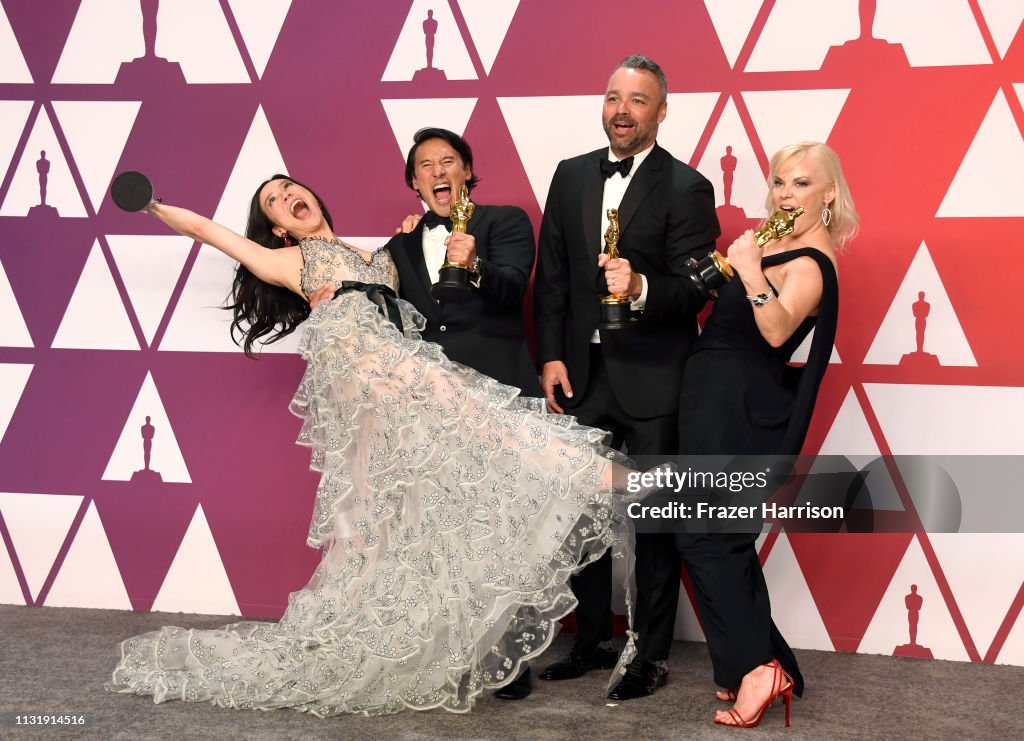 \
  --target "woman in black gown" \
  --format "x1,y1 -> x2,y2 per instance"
683,142 -> 857,727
